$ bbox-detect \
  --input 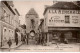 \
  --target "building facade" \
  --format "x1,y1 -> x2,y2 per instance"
43,2 -> 80,44
25,8 -> 39,44
25,8 -> 39,34
0,1 -> 20,47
